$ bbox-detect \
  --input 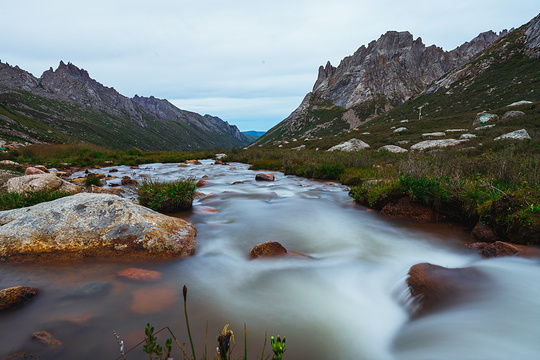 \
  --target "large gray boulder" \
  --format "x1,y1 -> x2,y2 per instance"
327,138 -> 370,152
378,145 -> 408,153
0,193 -> 196,262
473,113 -> 499,127
6,173 -> 82,195
410,139 -> 469,151
494,129 -> 531,141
